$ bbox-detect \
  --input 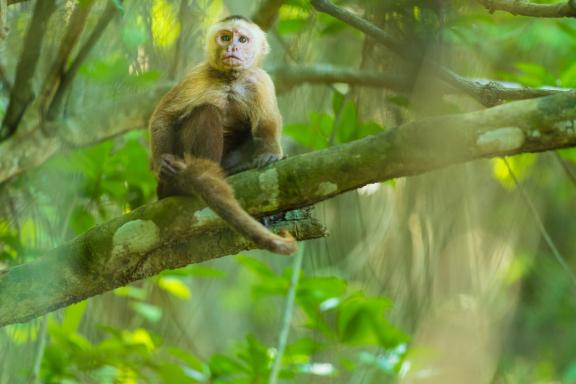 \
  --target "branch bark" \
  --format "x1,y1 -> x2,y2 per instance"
476,0 -> 576,18
2,91 -> 576,327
